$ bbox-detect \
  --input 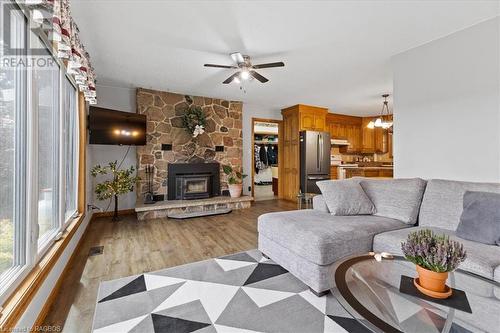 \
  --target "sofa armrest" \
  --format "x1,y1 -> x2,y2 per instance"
313,195 -> 330,213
